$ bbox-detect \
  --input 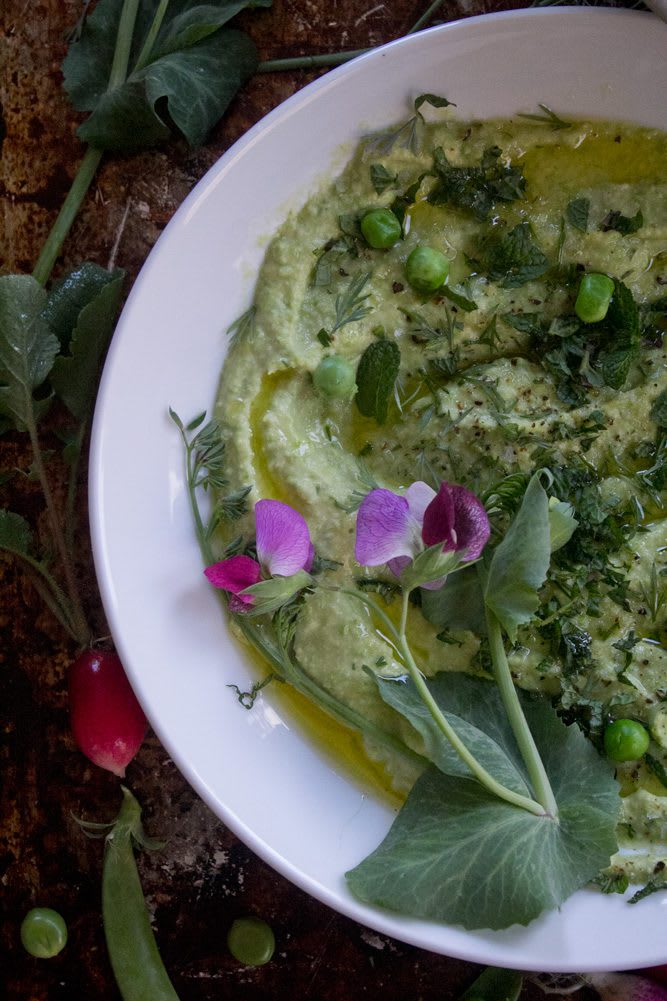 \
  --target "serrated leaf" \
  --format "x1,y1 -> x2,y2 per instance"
420,564 -> 486,635
49,273 -> 124,420
0,275 -> 59,431
346,698 -> 619,930
0,509 -> 33,557
484,472 -> 550,642
42,263 -> 121,351
355,339 -> 400,425
483,222 -> 549,289
374,672 -> 531,795
566,197 -> 590,233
